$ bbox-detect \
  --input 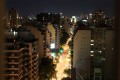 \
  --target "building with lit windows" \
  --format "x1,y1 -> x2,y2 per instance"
72,25 -> 115,80
8,9 -> 20,28
53,24 -> 60,50
4,28 -> 39,80
37,13 -> 61,50
90,27 -> 115,80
